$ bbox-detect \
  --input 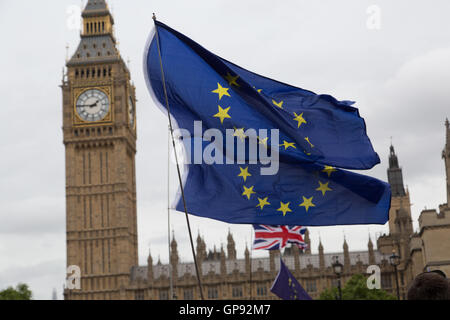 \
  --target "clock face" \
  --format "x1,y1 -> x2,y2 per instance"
76,89 -> 110,122
128,96 -> 135,128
